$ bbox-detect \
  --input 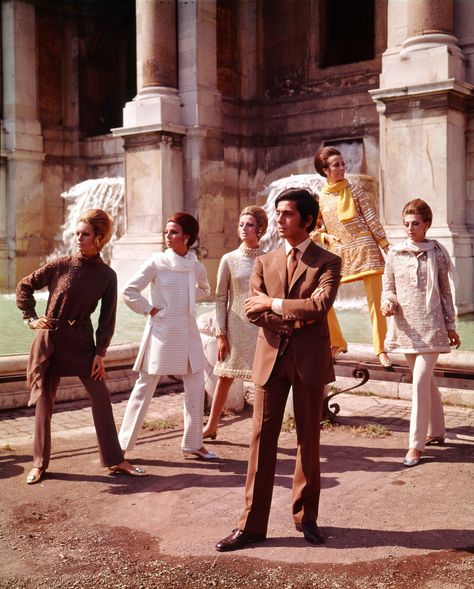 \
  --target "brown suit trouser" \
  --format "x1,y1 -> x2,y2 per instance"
32,371 -> 124,470
238,342 -> 325,535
